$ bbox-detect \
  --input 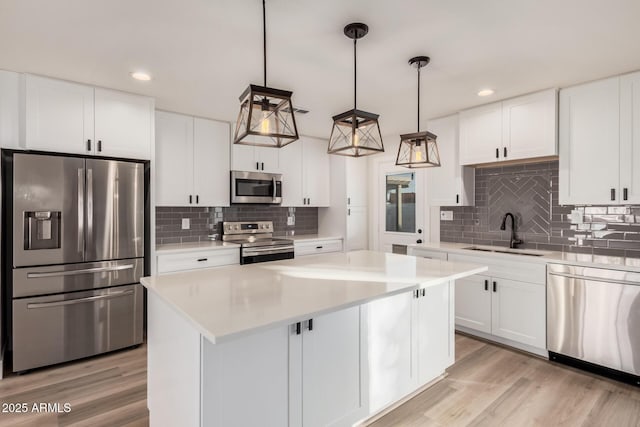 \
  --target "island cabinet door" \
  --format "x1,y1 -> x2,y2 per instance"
415,282 -> 454,386
289,305 -> 368,427
201,326 -> 290,427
